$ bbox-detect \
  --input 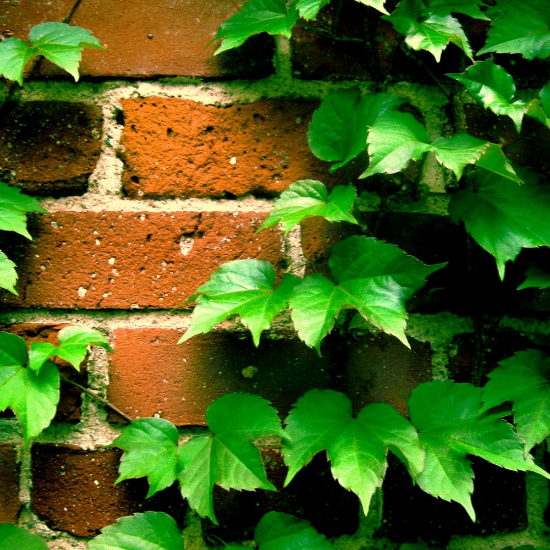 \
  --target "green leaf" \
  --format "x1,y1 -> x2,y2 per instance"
55,326 -> 112,370
214,0 -> 299,54
308,89 -> 403,172
0,524 -> 48,550
88,511 -> 183,550
427,0 -> 490,20
177,393 -> 285,523
0,38 -> 33,85
27,342 -> 58,374
448,59 -> 528,132
361,111 -> 432,178
255,511 -> 335,549
0,251 -> 18,295
518,264 -> 550,290
482,350 -> 550,451
526,81 -> 550,130
296,0 -> 332,20
478,0 -> 550,60
289,236 -> 445,351
0,360 -> 60,443
283,389 -> 424,515
385,0 -> 474,62
0,182 -> 46,239
0,332 -> 28,367
179,261 -> 299,346
474,143 -> 521,183
409,380 -> 550,521
28,22 -> 102,82
113,418 -> 180,497
260,181 -> 359,234
448,167 -> 550,280
354,0 -> 389,15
